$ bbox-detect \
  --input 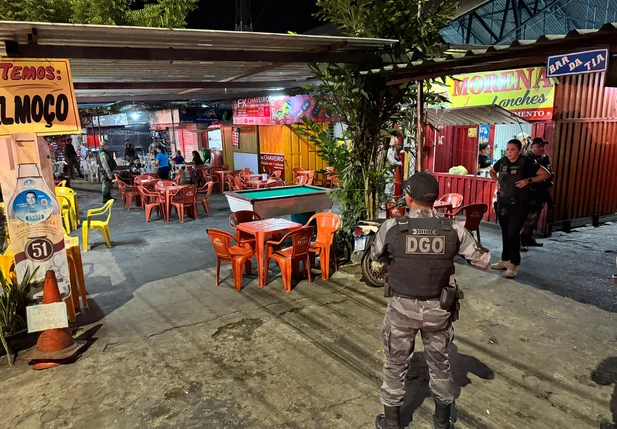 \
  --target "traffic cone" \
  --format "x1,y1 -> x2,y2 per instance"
22,270 -> 86,370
